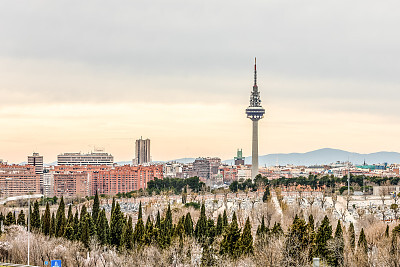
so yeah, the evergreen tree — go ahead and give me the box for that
[257,215,266,236]
[133,214,145,247]
[67,205,73,225]
[220,212,241,258]
[358,228,368,254]
[145,216,154,245]
[271,222,283,236]
[92,191,100,224]
[195,203,208,242]
[263,186,271,202]
[73,210,80,240]
[207,218,216,244]
[110,202,125,248]
[184,212,193,236]
[17,210,25,226]
[156,210,161,229]
[308,214,315,231]
[5,211,14,226]
[64,221,75,241]
[80,205,87,222]
[385,225,390,238]
[307,214,316,260]
[216,214,223,236]
[42,202,51,235]
[348,222,355,249]
[138,201,143,220]
[315,215,332,260]
[55,196,66,237]
[50,212,56,237]
[283,215,309,265]
[123,216,134,250]
[96,209,109,245]
[174,215,185,242]
[80,214,90,248]
[329,220,344,267]
[222,210,228,228]
[30,201,41,230]
[240,217,254,256]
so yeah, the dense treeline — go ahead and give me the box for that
[0,192,254,264]
[3,192,400,265]
[229,174,399,194]
[116,177,205,198]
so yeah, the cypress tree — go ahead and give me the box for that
[348,222,355,249]
[156,210,161,229]
[123,216,134,250]
[64,221,75,241]
[80,205,87,222]
[315,215,332,260]
[50,212,56,237]
[257,215,266,236]
[110,202,125,248]
[145,216,154,245]
[96,209,109,245]
[358,228,368,254]
[5,211,14,226]
[222,210,228,228]
[308,214,315,231]
[283,215,309,265]
[87,213,96,237]
[184,212,193,236]
[220,212,241,258]
[216,214,223,236]
[42,202,51,235]
[30,201,41,230]
[240,217,254,256]
[67,205,73,225]
[17,210,25,226]
[165,204,172,234]
[207,218,216,244]
[271,222,283,236]
[73,210,79,240]
[329,220,344,267]
[195,203,208,242]
[263,186,271,202]
[55,196,66,237]
[138,201,143,220]
[92,191,100,224]
[80,214,90,248]
[174,215,185,242]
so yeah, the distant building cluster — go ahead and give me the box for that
[2,137,400,198]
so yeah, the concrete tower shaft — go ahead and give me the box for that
[245,58,265,179]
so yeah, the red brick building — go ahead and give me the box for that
[0,164,40,197]
[92,165,163,195]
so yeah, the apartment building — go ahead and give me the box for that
[134,137,151,165]
[57,152,114,166]
[92,165,163,195]
[0,164,40,197]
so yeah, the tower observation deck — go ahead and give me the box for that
[245,58,265,179]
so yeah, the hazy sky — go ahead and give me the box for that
[1,1,400,163]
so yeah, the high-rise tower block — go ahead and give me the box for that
[245,58,265,179]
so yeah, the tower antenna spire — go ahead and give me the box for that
[254,57,257,86]
[246,58,265,180]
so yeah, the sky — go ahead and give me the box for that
[1,1,400,163]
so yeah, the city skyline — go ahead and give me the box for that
[1,1,400,163]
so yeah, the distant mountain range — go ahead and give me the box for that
[162,148,400,166]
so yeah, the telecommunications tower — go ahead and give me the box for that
[245,58,265,179]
